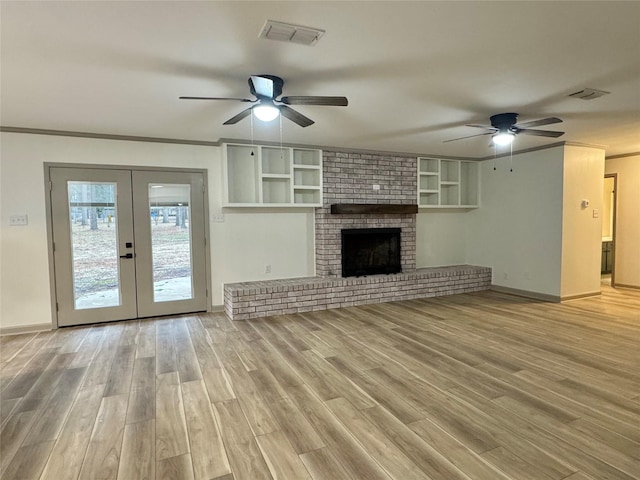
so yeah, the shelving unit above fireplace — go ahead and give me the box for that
[223,143,323,207]
[418,157,479,208]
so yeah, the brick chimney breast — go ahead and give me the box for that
[315,151,417,277]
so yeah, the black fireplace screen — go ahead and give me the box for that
[341,228,401,277]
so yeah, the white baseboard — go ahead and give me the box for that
[490,285,560,303]
[2,307,226,335]
[0,322,52,336]
[491,285,603,303]
[560,291,601,301]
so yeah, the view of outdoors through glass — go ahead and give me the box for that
[68,181,121,309]
[149,184,194,302]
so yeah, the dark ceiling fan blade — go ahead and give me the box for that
[465,124,498,130]
[279,105,314,127]
[514,117,563,129]
[280,96,348,106]
[179,96,255,102]
[223,107,253,125]
[250,75,275,99]
[516,128,565,138]
[443,132,493,143]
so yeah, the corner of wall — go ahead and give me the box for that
[465,146,565,297]
[560,145,606,298]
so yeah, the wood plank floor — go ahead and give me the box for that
[1,286,639,480]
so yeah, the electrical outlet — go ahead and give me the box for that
[211,213,225,223]
[592,209,599,218]
[9,214,28,226]
[265,264,271,274]
[503,273,508,280]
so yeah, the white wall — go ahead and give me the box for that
[605,155,640,288]
[560,146,605,298]
[466,147,565,297]
[0,132,315,329]
[0,131,627,331]
[416,212,467,267]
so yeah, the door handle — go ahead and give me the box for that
[119,253,135,259]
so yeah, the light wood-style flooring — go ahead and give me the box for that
[1,286,639,480]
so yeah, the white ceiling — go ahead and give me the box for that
[1,1,639,159]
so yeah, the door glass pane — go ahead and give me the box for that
[149,184,193,302]
[68,181,120,309]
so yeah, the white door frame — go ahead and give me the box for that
[604,173,618,287]
[44,163,212,328]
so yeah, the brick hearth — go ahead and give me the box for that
[225,266,491,320]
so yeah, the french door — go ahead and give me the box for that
[49,167,208,327]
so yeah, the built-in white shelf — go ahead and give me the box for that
[418,157,479,208]
[223,144,323,207]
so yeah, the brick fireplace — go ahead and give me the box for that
[315,150,417,277]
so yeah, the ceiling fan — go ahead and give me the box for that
[444,113,564,145]
[180,74,348,127]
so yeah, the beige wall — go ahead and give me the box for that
[560,145,605,298]
[416,212,467,267]
[605,155,640,288]
[0,132,315,329]
[466,146,565,297]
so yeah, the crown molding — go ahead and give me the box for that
[0,126,221,147]
[2,127,631,160]
[606,151,640,160]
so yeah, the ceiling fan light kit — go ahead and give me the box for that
[253,103,280,122]
[492,132,515,146]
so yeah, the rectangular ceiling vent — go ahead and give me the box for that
[568,88,610,100]
[259,20,325,46]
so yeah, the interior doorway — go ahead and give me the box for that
[48,166,209,327]
[601,174,617,287]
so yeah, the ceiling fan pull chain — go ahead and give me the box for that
[510,142,513,172]
[250,113,255,156]
[279,114,284,158]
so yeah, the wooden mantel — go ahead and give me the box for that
[330,204,418,215]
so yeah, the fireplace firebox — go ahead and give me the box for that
[341,228,401,277]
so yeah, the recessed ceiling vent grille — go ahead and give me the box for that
[568,88,610,100]
[259,20,325,46]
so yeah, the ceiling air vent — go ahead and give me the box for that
[568,88,610,100]
[259,20,325,46]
